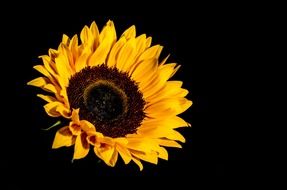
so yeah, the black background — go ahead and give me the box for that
[1,8,226,183]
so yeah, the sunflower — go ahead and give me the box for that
[28,20,192,170]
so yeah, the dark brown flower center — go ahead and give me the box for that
[83,80,128,122]
[67,65,145,138]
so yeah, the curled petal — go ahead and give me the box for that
[52,126,75,149]
[73,133,90,159]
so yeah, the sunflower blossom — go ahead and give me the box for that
[28,20,192,170]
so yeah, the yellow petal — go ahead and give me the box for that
[79,120,96,133]
[52,126,75,149]
[107,37,126,67]
[114,138,128,145]
[159,63,181,81]
[33,65,50,78]
[56,78,67,94]
[147,81,188,103]
[140,116,190,130]
[73,133,90,159]
[168,81,183,87]
[146,37,152,48]
[37,94,56,103]
[69,35,79,65]
[71,109,80,124]
[40,56,58,80]
[170,65,181,78]
[88,21,116,67]
[157,147,168,160]
[131,157,143,171]
[138,127,186,143]
[138,45,161,62]
[88,36,112,66]
[44,101,63,117]
[109,149,119,167]
[156,46,163,58]
[121,25,136,40]
[27,77,48,87]
[116,38,137,72]
[139,74,166,99]
[99,20,116,43]
[131,59,158,89]
[55,105,70,118]
[174,88,189,98]
[90,21,100,50]
[86,132,104,145]
[48,48,58,59]
[69,35,79,62]
[86,135,96,146]
[159,54,170,66]
[55,54,71,87]
[135,34,147,55]
[43,84,57,93]
[60,44,75,74]
[69,123,81,136]
[80,26,90,45]
[138,118,188,142]
[116,144,132,164]
[59,89,70,108]
[33,65,59,88]
[145,98,192,117]
[156,139,182,148]
[126,138,150,151]
[94,145,114,166]
[75,49,90,72]
[126,138,162,154]
[57,44,73,70]
[131,150,158,164]
[126,137,171,161]
[62,34,70,45]
[97,136,115,146]
[81,24,99,52]
[69,35,78,48]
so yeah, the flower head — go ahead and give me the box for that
[28,20,192,170]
